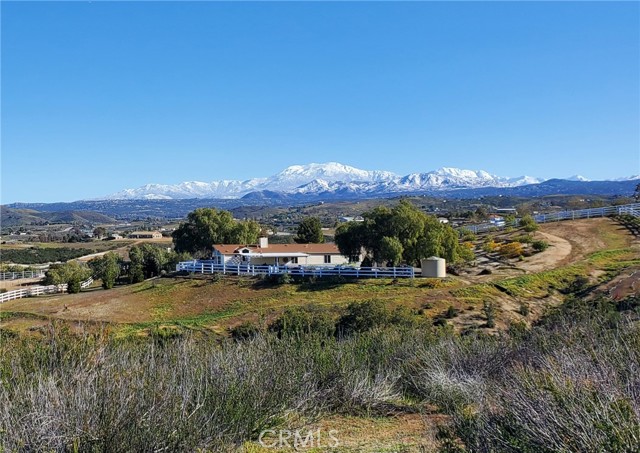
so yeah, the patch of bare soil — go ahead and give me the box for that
[247,412,441,452]
[541,218,633,264]
[517,231,571,273]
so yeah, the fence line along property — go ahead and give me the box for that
[465,203,640,234]
[176,261,415,279]
[0,270,47,281]
[0,278,94,304]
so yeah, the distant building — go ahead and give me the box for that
[495,208,518,215]
[212,237,352,267]
[108,234,123,240]
[339,216,364,222]
[128,231,163,239]
[488,215,505,227]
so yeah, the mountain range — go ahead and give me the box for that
[105,162,637,201]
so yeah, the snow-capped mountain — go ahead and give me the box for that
[103,162,547,200]
[566,175,590,182]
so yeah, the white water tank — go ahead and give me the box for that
[421,256,446,278]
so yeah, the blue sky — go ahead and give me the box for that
[2,1,639,203]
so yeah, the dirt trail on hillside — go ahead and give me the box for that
[518,231,572,273]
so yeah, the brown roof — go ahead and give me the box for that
[213,243,341,255]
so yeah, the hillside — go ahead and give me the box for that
[0,206,116,227]
[2,218,637,337]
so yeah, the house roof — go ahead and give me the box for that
[213,243,341,255]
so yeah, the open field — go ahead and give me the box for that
[2,218,638,338]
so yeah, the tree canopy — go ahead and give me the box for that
[172,208,261,257]
[88,252,122,289]
[335,200,473,266]
[44,261,92,293]
[294,217,324,244]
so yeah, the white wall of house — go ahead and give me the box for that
[212,250,350,266]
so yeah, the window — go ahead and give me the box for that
[324,255,331,264]
[291,257,298,264]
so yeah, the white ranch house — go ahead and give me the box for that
[212,237,351,267]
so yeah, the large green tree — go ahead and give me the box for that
[294,217,324,244]
[88,252,122,289]
[172,208,261,257]
[44,261,92,293]
[335,199,473,266]
[127,244,189,282]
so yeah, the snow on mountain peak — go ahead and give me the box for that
[103,162,552,200]
[566,175,590,182]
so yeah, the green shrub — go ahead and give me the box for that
[532,240,549,252]
[269,305,335,337]
[230,321,261,340]
[482,301,496,328]
[444,305,459,319]
[335,299,391,335]
[519,215,538,232]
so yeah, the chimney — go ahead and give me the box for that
[259,237,269,248]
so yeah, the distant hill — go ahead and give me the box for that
[0,207,116,227]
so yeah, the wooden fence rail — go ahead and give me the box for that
[0,277,93,304]
[176,261,415,279]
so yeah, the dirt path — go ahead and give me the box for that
[518,231,572,273]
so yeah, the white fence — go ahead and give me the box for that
[0,270,46,281]
[0,277,94,304]
[176,261,415,279]
[465,203,640,234]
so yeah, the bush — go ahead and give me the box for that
[230,321,262,340]
[483,240,499,253]
[458,228,477,242]
[336,299,390,335]
[519,215,538,232]
[532,240,549,252]
[269,305,335,337]
[482,301,496,328]
[498,242,524,259]
[444,305,459,319]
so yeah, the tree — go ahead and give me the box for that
[44,261,92,293]
[294,217,324,244]
[335,199,473,266]
[93,227,107,239]
[378,236,403,266]
[88,252,122,289]
[335,221,366,262]
[172,208,261,257]
[635,183,640,202]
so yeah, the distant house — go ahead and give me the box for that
[212,237,352,267]
[488,215,505,227]
[128,231,163,239]
[108,234,123,240]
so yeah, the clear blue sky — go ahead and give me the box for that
[2,1,639,203]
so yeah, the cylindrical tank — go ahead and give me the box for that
[421,256,446,278]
